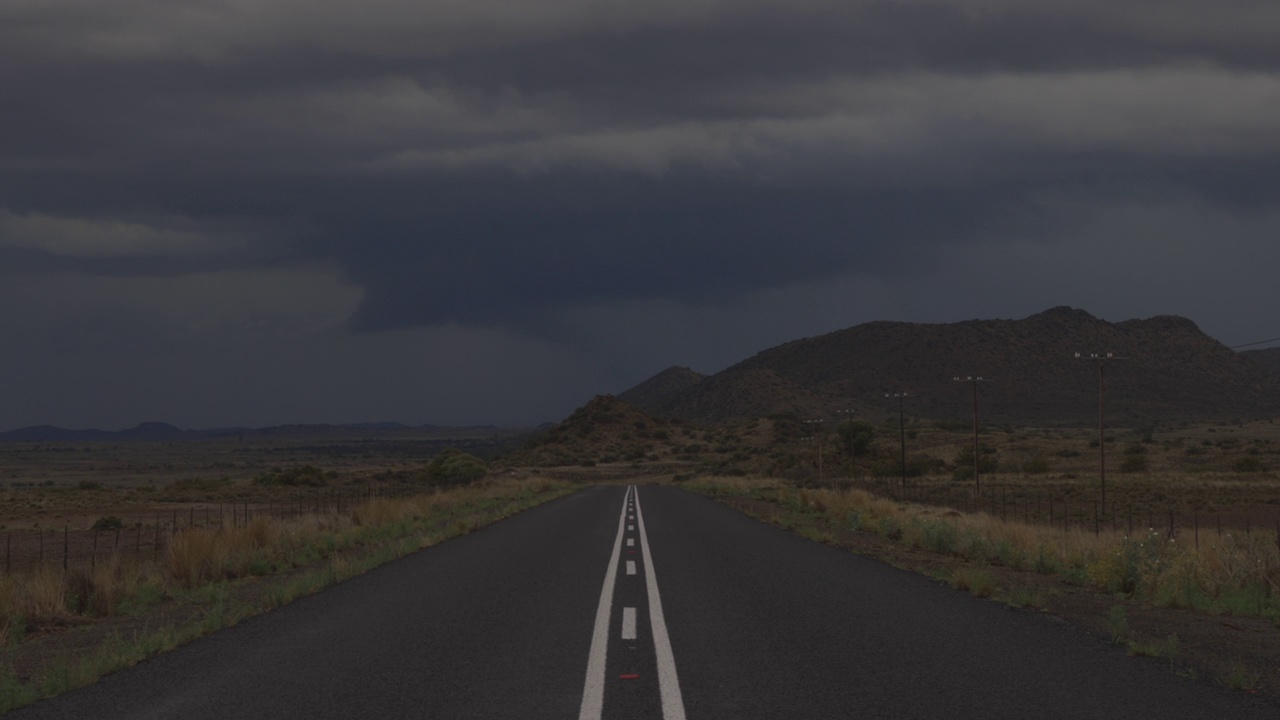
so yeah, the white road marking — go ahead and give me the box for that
[626,538,635,547]
[579,486,632,720]
[635,488,688,720]
[628,524,634,531]
[626,560,636,575]
[622,607,637,640]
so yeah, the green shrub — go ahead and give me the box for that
[837,420,877,457]
[1120,455,1148,473]
[254,465,326,487]
[427,450,489,485]
[91,516,123,531]
[1022,456,1051,474]
[1233,457,1265,472]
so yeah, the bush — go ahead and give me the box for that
[91,516,123,531]
[1120,455,1148,473]
[837,420,877,457]
[427,449,489,485]
[254,465,326,487]
[1233,457,1265,473]
[953,444,998,480]
[1022,456,1051,474]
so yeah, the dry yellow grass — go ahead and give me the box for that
[0,477,573,641]
[697,475,1280,618]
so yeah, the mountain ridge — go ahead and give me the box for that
[623,307,1280,425]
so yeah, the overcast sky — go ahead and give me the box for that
[2,0,1279,430]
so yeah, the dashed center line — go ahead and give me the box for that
[579,486,632,720]
[580,486,686,720]
[621,607,637,640]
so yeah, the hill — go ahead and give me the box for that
[625,307,1280,426]
[618,366,705,410]
[510,395,681,467]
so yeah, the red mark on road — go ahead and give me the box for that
[619,673,641,680]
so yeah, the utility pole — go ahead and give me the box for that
[886,393,911,489]
[836,409,856,458]
[1075,352,1127,511]
[952,377,989,497]
[804,418,826,484]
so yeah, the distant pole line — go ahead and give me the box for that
[886,393,912,490]
[836,409,856,460]
[952,377,989,497]
[804,418,825,484]
[1076,352,1128,511]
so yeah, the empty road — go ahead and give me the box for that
[10,485,1276,719]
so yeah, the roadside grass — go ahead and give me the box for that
[686,476,1280,622]
[0,477,574,712]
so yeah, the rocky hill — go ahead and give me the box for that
[618,366,705,410]
[509,395,684,467]
[623,307,1280,426]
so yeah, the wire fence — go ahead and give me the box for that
[0,483,422,577]
[844,474,1280,551]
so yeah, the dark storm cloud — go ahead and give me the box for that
[2,0,1280,427]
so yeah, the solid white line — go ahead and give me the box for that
[634,488,688,720]
[579,486,633,720]
[621,607,637,640]
[626,560,636,575]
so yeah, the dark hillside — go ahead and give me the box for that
[629,307,1280,426]
[510,395,683,467]
[618,366,705,414]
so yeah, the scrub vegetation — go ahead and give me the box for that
[684,473,1280,698]
[0,474,572,712]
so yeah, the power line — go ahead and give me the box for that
[1229,336,1280,350]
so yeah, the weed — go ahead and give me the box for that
[1218,662,1261,691]
[951,567,995,597]
[1106,605,1130,644]
[1128,633,1180,673]
[1004,584,1045,609]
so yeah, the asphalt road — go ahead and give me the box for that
[9,485,1277,719]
